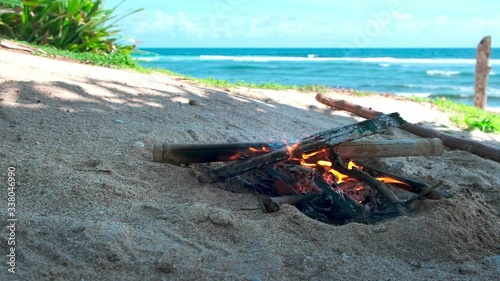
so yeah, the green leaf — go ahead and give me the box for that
[0,0,22,7]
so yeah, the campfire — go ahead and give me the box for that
[153,113,447,225]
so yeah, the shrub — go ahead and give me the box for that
[0,0,142,54]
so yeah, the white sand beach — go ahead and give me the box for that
[1,48,499,280]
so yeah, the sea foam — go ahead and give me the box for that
[426,70,461,77]
[199,55,500,65]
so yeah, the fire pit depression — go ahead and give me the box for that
[154,113,448,225]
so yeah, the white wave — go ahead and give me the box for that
[379,63,390,67]
[395,92,432,97]
[490,71,496,76]
[406,84,473,92]
[199,55,327,62]
[133,56,160,62]
[489,88,500,96]
[426,70,460,77]
[199,55,500,65]
[307,54,318,58]
[404,84,500,97]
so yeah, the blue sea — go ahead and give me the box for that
[133,48,500,108]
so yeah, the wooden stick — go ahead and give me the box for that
[198,113,406,183]
[329,151,407,215]
[316,93,500,163]
[360,164,449,200]
[335,138,443,159]
[350,167,407,215]
[153,138,443,165]
[405,180,444,205]
[474,36,491,109]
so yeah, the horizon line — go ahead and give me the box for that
[136,46,497,49]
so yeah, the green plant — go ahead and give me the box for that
[298,84,329,93]
[0,1,21,34]
[353,90,371,97]
[0,0,22,6]
[0,0,142,54]
[34,43,142,69]
[189,76,329,93]
[409,96,500,133]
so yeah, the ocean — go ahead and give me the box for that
[133,48,500,108]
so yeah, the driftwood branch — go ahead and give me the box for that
[315,93,500,163]
[198,113,406,183]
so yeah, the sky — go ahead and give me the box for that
[105,0,500,48]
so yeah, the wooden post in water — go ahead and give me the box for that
[474,36,492,109]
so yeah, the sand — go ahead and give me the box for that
[0,48,499,281]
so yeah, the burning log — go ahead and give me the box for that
[348,168,407,215]
[152,142,277,165]
[315,93,500,163]
[328,152,407,215]
[198,113,406,183]
[312,175,368,223]
[360,164,449,200]
[153,138,443,165]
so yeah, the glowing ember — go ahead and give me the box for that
[300,159,318,168]
[228,153,242,161]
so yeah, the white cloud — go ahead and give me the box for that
[392,11,413,21]
[132,10,208,38]
[213,14,334,40]
[466,17,500,29]
[433,15,449,26]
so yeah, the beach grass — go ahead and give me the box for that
[352,90,373,97]
[7,41,499,133]
[152,68,330,93]
[36,45,144,70]
[409,96,500,133]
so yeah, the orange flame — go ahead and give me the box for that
[297,150,407,188]
[249,146,271,153]
[302,148,327,159]
[331,169,350,183]
[375,177,411,187]
[348,160,362,170]
[285,142,300,160]
[300,159,318,167]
